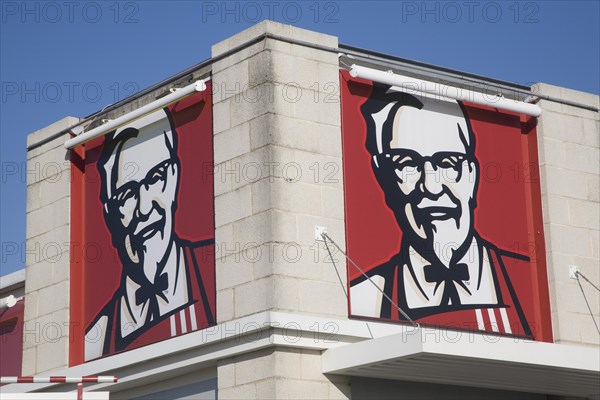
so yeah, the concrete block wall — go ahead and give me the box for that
[212,20,347,323]
[534,83,600,346]
[211,21,350,398]
[218,348,350,399]
[23,117,79,375]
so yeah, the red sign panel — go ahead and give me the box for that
[0,299,24,376]
[341,71,552,342]
[70,86,215,364]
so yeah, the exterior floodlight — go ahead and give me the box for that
[0,294,18,310]
[349,65,542,118]
[64,79,208,149]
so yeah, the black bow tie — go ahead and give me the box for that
[135,273,169,322]
[423,262,470,306]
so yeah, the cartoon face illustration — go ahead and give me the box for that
[365,90,479,263]
[99,110,180,286]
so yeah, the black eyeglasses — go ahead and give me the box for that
[376,150,470,184]
[107,158,176,210]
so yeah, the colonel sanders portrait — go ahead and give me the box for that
[349,85,533,337]
[84,108,215,360]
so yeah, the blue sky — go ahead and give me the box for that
[1,1,599,276]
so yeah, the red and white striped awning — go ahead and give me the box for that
[0,376,117,384]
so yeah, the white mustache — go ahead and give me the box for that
[417,195,458,209]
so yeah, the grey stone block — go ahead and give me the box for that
[26,116,80,150]
[212,20,337,58]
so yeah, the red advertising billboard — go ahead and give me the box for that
[70,86,215,364]
[341,71,553,342]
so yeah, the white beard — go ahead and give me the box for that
[429,217,471,266]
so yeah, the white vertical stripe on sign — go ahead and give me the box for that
[170,315,176,337]
[180,309,188,334]
[475,309,485,331]
[488,308,499,332]
[500,308,513,334]
[189,303,198,331]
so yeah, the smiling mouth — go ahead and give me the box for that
[135,220,164,241]
[417,206,458,220]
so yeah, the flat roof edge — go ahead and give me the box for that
[0,269,26,292]
[339,43,532,92]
